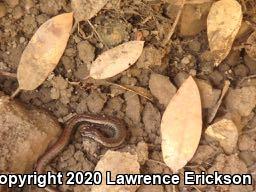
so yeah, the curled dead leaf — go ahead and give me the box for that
[161,76,202,172]
[90,41,144,79]
[17,13,73,90]
[207,0,242,66]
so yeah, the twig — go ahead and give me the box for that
[106,81,154,101]
[237,74,256,87]
[162,0,186,46]
[0,70,17,78]
[87,20,109,49]
[11,87,21,99]
[207,80,230,123]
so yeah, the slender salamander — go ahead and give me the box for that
[34,114,127,192]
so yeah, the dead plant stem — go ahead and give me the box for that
[162,0,186,46]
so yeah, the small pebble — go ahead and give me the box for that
[181,56,190,65]
[189,69,197,76]
[19,37,25,43]
[12,6,24,20]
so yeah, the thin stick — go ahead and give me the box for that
[207,80,230,123]
[106,81,154,101]
[87,20,109,49]
[11,87,21,99]
[238,74,256,87]
[162,0,186,46]
[0,70,17,78]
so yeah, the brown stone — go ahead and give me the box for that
[0,96,61,174]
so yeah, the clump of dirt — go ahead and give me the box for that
[50,75,73,105]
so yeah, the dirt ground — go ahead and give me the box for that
[1,0,256,191]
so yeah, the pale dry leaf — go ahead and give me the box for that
[207,0,242,66]
[90,41,144,79]
[161,76,202,172]
[71,0,108,22]
[17,13,73,90]
[92,150,140,192]
[205,119,238,154]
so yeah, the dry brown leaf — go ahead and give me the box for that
[207,0,242,66]
[161,76,202,172]
[71,0,108,22]
[17,13,73,90]
[90,41,144,79]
